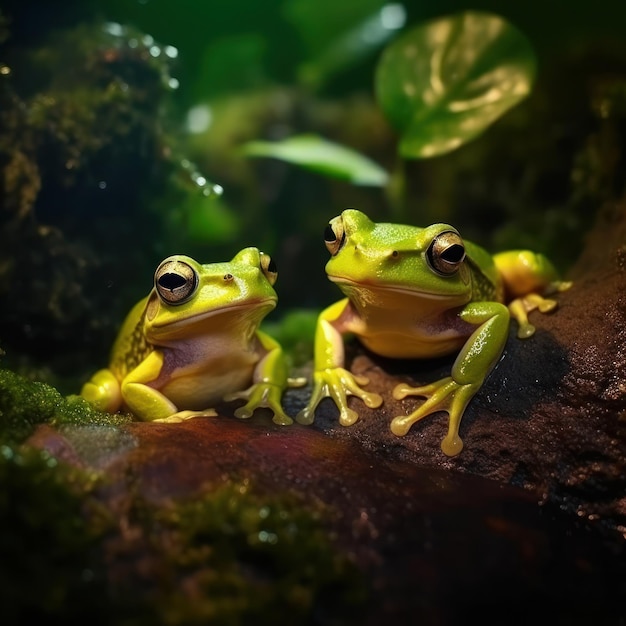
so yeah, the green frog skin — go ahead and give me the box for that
[81,248,302,425]
[297,209,570,456]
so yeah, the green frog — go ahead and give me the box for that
[81,248,302,424]
[296,209,570,456]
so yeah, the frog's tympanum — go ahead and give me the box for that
[81,248,301,424]
[296,209,571,456]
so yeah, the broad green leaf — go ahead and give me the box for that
[243,134,389,186]
[375,11,536,158]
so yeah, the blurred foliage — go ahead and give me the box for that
[241,11,537,203]
[375,11,536,159]
[142,482,364,624]
[0,445,112,624]
[261,308,318,368]
[245,133,389,186]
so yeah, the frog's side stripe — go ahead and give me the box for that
[111,308,153,379]
[465,255,503,304]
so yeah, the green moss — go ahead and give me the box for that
[0,445,112,623]
[0,368,131,444]
[132,481,365,625]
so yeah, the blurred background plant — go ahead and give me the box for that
[1,0,625,386]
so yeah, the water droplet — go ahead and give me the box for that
[103,22,124,37]
[186,105,212,134]
[164,45,178,59]
[380,3,406,30]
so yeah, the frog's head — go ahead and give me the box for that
[144,248,278,341]
[323,209,472,302]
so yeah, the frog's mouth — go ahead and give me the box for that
[150,297,277,333]
[328,275,460,299]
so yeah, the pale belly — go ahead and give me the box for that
[157,349,258,410]
[358,330,468,359]
[351,308,473,360]
[340,288,475,360]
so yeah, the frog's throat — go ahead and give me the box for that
[150,297,276,331]
[328,275,462,300]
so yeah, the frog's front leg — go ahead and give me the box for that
[224,330,303,426]
[296,300,382,427]
[390,302,510,456]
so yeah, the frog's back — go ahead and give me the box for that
[109,297,153,380]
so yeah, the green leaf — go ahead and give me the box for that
[375,11,537,159]
[243,134,389,186]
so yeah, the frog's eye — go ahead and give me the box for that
[260,252,278,286]
[324,217,345,256]
[427,231,466,276]
[155,258,198,304]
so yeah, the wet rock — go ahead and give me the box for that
[295,256,626,540]
[27,417,626,625]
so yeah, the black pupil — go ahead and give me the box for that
[158,273,187,291]
[324,224,337,242]
[267,258,278,274]
[442,244,464,263]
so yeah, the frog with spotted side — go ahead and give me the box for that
[296,209,570,456]
[81,248,303,424]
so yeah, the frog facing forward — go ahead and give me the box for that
[81,248,301,424]
[296,209,570,456]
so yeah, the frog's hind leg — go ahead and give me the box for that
[507,293,555,338]
[81,368,123,413]
[493,250,572,339]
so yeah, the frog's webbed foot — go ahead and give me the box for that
[391,377,479,457]
[508,281,572,339]
[224,383,293,426]
[154,408,218,423]
[296,367,383,427]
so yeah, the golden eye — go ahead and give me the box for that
[154,258,198,304]
[259,252,278,286]
[324,215,345,256]
[427,231,466,276]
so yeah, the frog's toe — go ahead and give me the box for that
[234,405,254,419]
[154,415,184,423]
[390,414,413,436]
[516,321,536,339]
[296,405,316,425]
[537,297,557,313]
[287,376,308,388]
[392,383,418,401]
[339,406,359,427]
[441,433,463,457]
[157,409,218,423]
[361,390,383,408]
[271,411,293,426]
